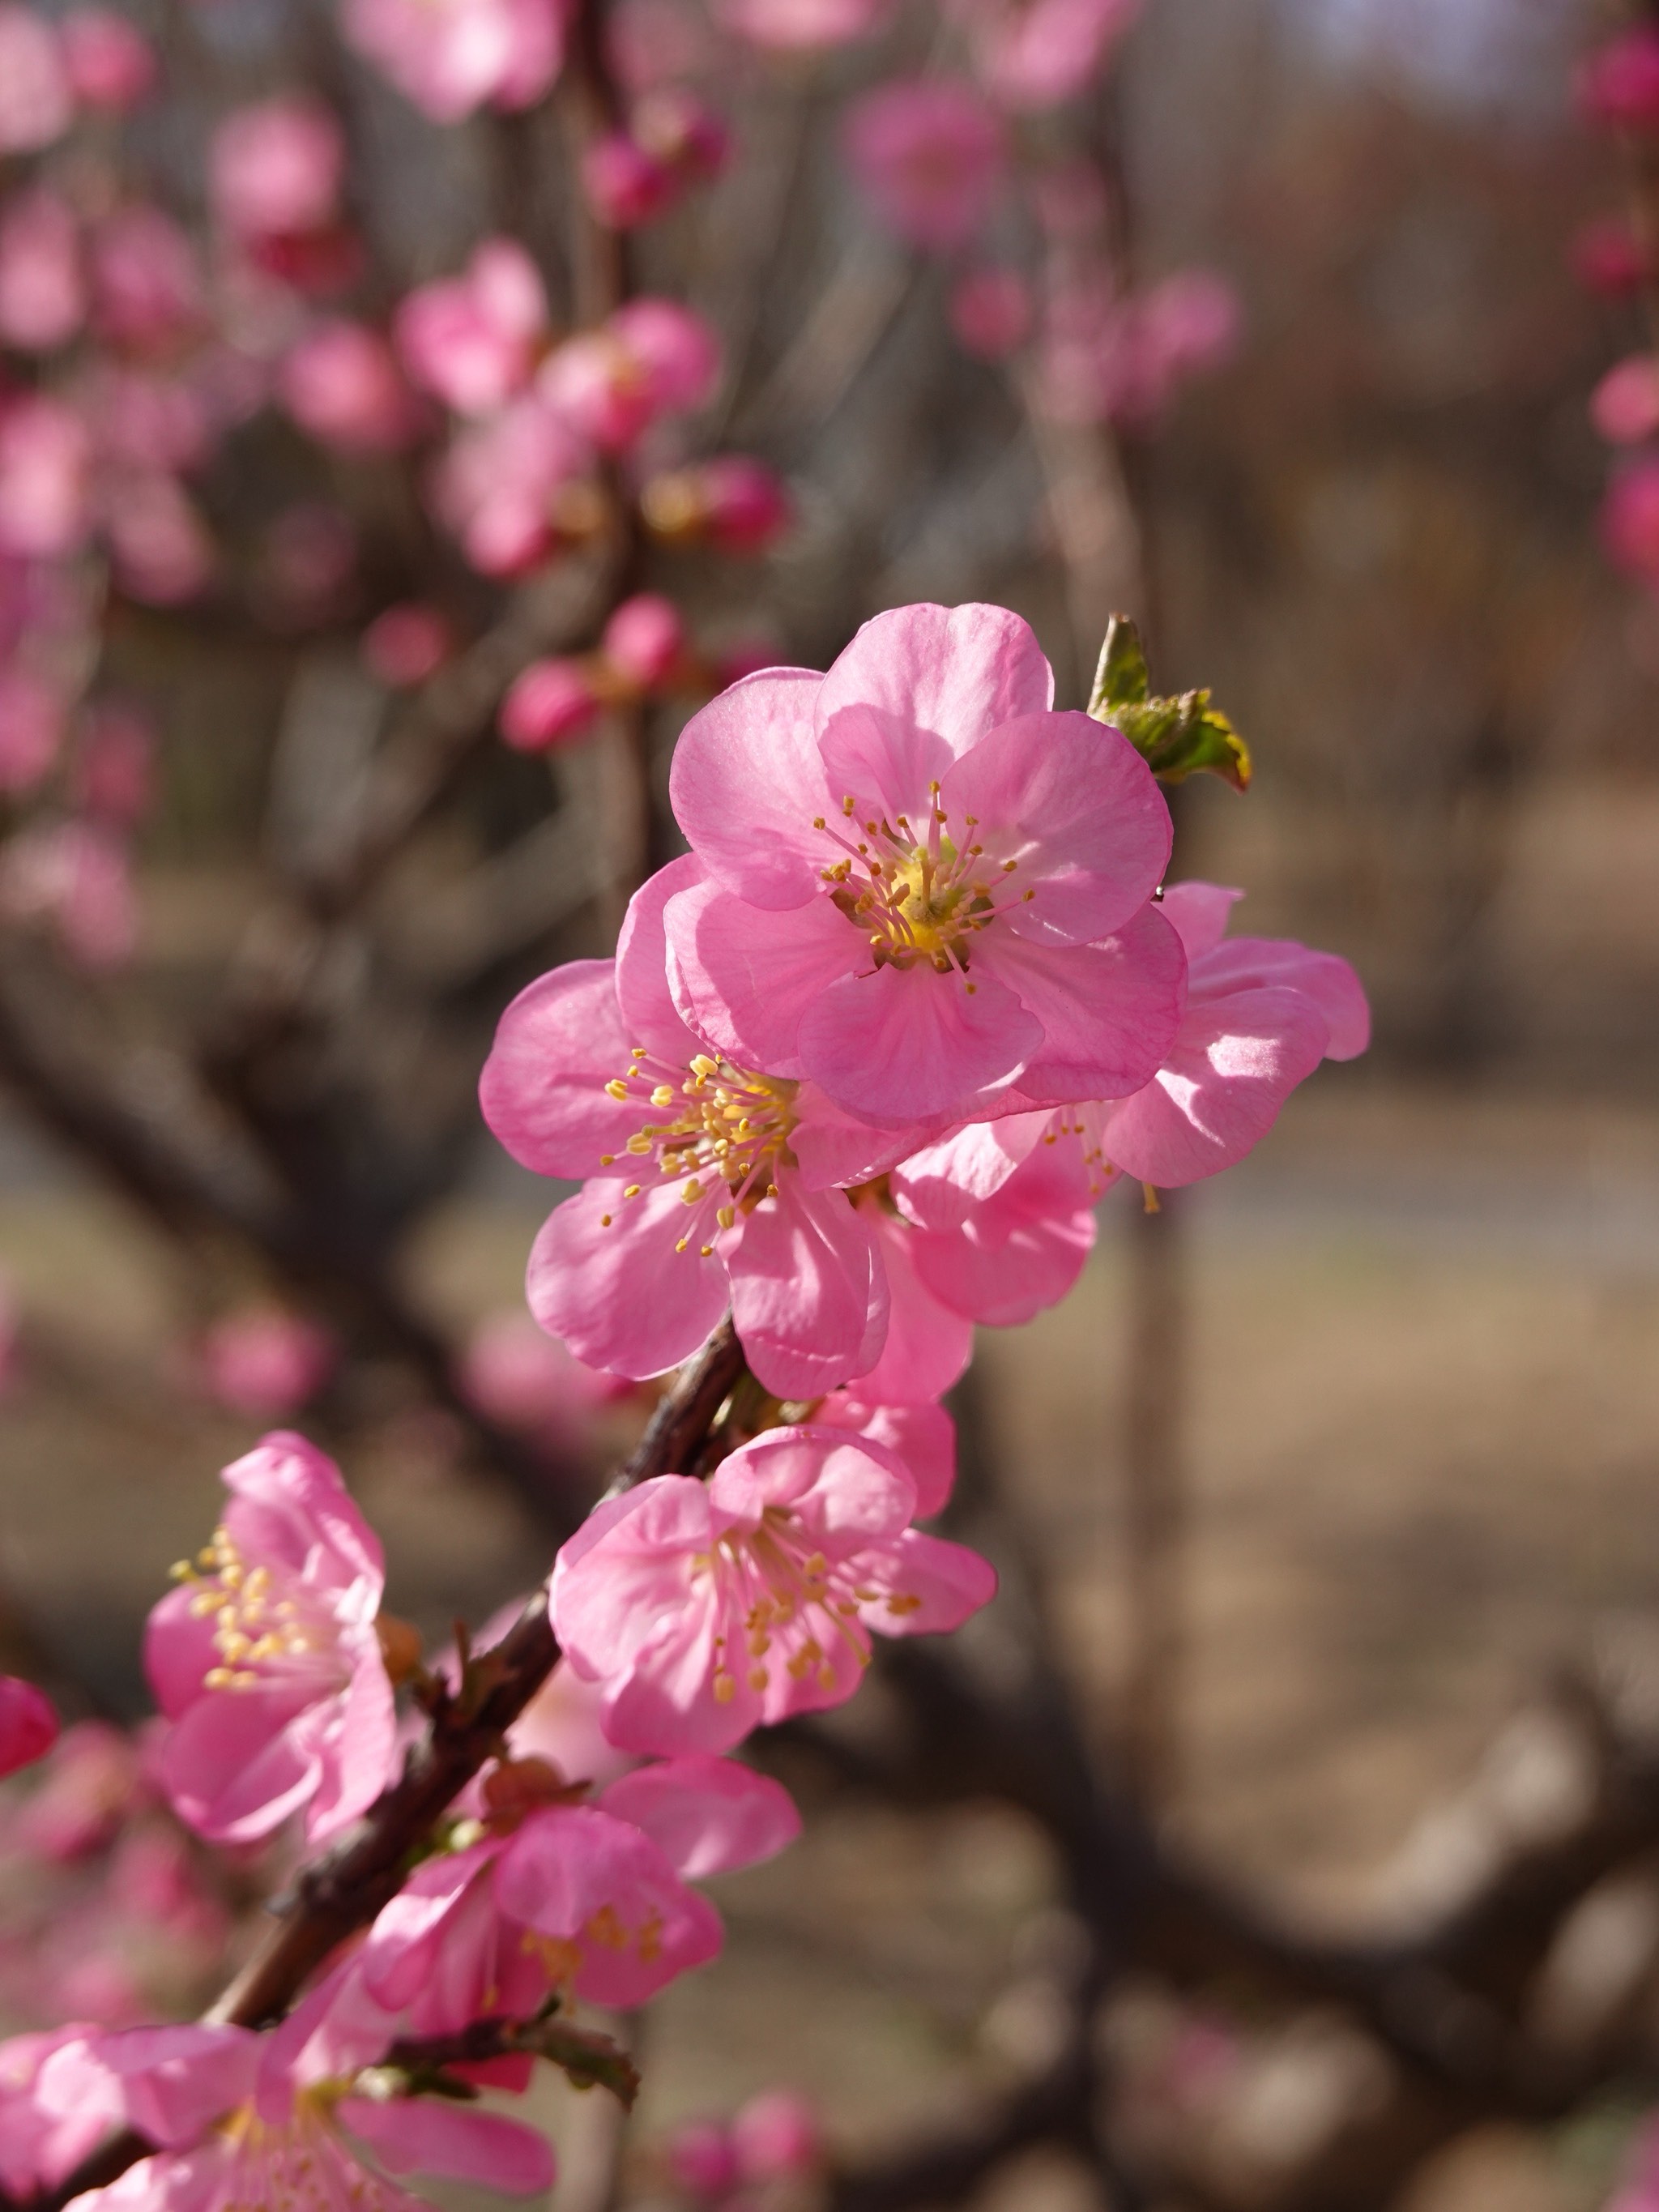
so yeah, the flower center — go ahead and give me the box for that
[694,1505,919,1706]
[809,783,1033,973]
[595,1048,798,1256]
[171,1527,345,1695]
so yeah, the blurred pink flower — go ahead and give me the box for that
[0,2027,112,2199]
[635,88,730,180]
[88,206,203,354]
[1038,267,1238,427]
[101,471,215,605]
[552,1425,996,1754]
[74,701,154,824]
[642,454,791,551]
[714,0,886,51]
[732,2090,824,2182]
[582,132,680,228]
[1603,457,1659,590]
[342,0,570,122]
[0,820,138,970]
[196,1309,337,1419]
[429,395,591,574]
[1572,217,1650,298]
[1591,354,1659,445]
[394,237,548,415]
[279,319,422,452]
[0,191,86,353]
[0,1681,57,1782]
[460,1309,629,1434]
[11,1721,149,1862]
[608,0,715,85]
[61,8,156,110]
[0,668,66,792]
[1579,27,1659,132]
[957,0,1135,109]
[145,1431,397,1846]
[361,601,455,686]
[603,591,684,687]
[0,9,73,155]
[210,97,345,241]
[539,297,721,450]
[78,365,215,475]
[949,264,1031,359]
[257,501,359,623]
[500,655,602,750]
[667,2118,740,2199]
[843,80,1005,252]
[0,396,92,559]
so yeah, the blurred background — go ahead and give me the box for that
[4,0,1659,2206]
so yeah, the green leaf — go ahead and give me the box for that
[1086,616,1252,792]
[1088,614,1149,716]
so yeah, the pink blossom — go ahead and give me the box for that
[394,238,548,416]
[552,1424,995,1753]
[608,0,715,87]
[355,1757,795,2021]
[732,2089,824,2180]
[1591,355,1659,445]
[957,0,1136,109]
[894,882,1368,1209]
[583,133,680,228]
[1603,458,1659,590]
[279,319,422,453]
[667,2118,741,2198]
[78,364,215,475]
[1579,28,1659,132]
[196,1309,338,1418]
[256,500,359,623]
[88,207,203,354]
[33,2018,556,2210]
[539,297,721,451]
[101,470,214,605]
[604,591,684,688]
[481,858,941,1394]
[61,9,156,110]
[0,396,91,558]
[361,601,455,686]
[74,699,155,822]
[642,455,792,551]
[1572,217,1650,298]
[806,1387,956,1515]
[843,81,1006,253]
[0,190,86,353]
[950,265,1031,360]
[461,1310,630,1437]
[0,668,66,792]
[429,395,591,574]
[342,0,570,122]
[634,88,730,180]
[11,1720,149,1861]
[0,9,73,154]
[143,1432,397,1846]
[0,2027,112,2198]
[0,820,137,970]
[500,655,602,750]
[1609,2116,1659,2212]
[1039,268,1238,428]
[0,1679,57,1781]
[663,601,1183,1129]
[714,0,887,52]
[210,97,345,242]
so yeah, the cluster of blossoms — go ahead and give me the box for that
[0,601,1365,2206]
[1576,19,1659,597]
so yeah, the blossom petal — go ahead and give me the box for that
[1098,984,1332,1186]
[909,1142,1095,1326]
[1159,880,1243,959]
[301,1645,397,1845]
[849,1211,974,1402]
[853,1528,997,1634]
[221,1432,384,1591]
[937,711,1171,945]
[789,1083,932,1191]
[727,1183,884,1398]
[812,1393,957,1518]
[975,900,1185,1108]
[599,1754,800,1877]
[668,666,831,907]
[1195,936,1371,1060]
[797,959,1038,1126]
[157,1684,322,1843]
[340,2097,555,2193]
[889,1113,1043,1229]
[527,1181,727,1380]
[551,1477,719,1679]
[615,856,712,1061]
[480,960,638,1179]
[709,1426,915,1539]
[665,876,850,1074]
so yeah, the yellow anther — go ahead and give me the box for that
[1002,858,1017,872]
[169,1560,195,1582]
[748,1664,769,1692]
[626,1132,653,1154]
[604,1079,629,1100]
[713,1671,736,1705]
[717,1205,736,1229]
[700,1244,714,1257]
[651,1084,675,1107]
[600,1213,613,1227]
[812,814,825,828]
[599,1153,615,1165]
[624,1184,642,1198]
[681,1178,703,1203]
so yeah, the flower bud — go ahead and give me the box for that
[501,656,603,751]
[582,131,680,228]
[361,602,455,687]
[61,7,156,110]
[665,2119,740,2201]
[0,1676,58,1780]
[1591,355,1659,446]
[731,2090,822,2182]
[1579,29,1659,131]
[642,455,791,551]
[949,265,1031,360]
[602,592,684,689]
[1572,216,1651,298]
